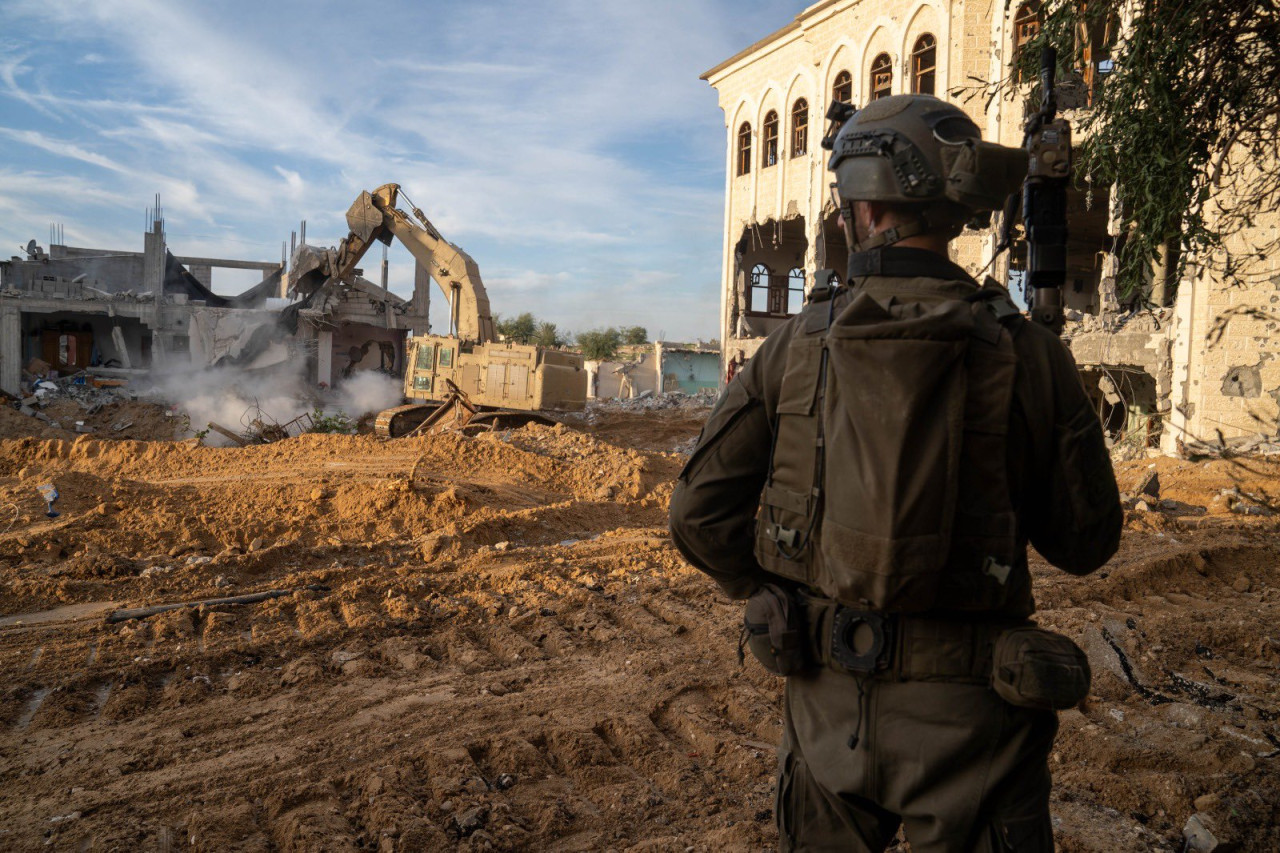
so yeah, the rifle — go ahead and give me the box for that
[1021,46,1073,333]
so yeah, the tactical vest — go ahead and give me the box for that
[754,277,1024,614]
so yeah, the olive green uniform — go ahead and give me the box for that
[669,247,1122,851]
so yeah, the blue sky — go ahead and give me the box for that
[0,0,804,342]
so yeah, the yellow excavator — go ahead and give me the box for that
[300,184,586,437]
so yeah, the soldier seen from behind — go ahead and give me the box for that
[669,93,1122,851]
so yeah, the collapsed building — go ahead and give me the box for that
[586,342,720,400]
[1,208,431,400]
[702,0,1280,456]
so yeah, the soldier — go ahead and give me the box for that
[669,94,1122,852]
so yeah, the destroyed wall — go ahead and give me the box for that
[586,349,660,400]
[1165,202,1280,453]
[657,346,720,395]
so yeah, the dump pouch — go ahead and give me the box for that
[991,626,1090,710]
[742,584,810,676]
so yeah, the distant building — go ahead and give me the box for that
[1,213,430,396]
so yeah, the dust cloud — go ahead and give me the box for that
[152,363,403,443]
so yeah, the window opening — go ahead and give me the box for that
[870,53,893,100]
[737,122,752,176]
[762,111,779,167]
[787,268,806,314]
[1014,2,1041,82]
[749,263,772,314]
[832,70,852,105]
[911,35,937,95]
[791,98,808,157]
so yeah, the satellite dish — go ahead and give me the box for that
[25,239,40,257]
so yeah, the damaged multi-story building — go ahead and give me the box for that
[703,0,1280,456]
[1,206,431,398]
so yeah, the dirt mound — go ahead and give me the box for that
[0,415,1277,851]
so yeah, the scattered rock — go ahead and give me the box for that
[1232,576,1252,593]
[454,805,489,837]
[1134,500,1151,513]
[248,536,268,552]
[331,649,364,665]
[1193,793,1220,812]
[1136,469,1160,500]
[495,773,517,790]
[494,541,510,552]
[1183,813,1230,852]
[213,575,235,588]
[310,488,328,501]
[1162,703,1206,729]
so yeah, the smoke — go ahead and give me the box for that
[331,371,402,419]
[152,362,404,445]
[154,361,314,445]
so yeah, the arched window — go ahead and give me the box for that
[911,35,937,95]
[1014,2,1041,81]
[762,110,779,168]
[870,53,893,100]
[788,267,806,314]
[832,70,852,105]
[791,99,808,158]
[737,122,752,176]
[749,263,771,313]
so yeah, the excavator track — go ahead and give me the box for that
[374,404,440,439]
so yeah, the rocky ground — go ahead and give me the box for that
[0,399,1276,851]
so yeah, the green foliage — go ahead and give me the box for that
[494,311,538,344]
[308,407,354,434]
[534,322,565,348]
[620,325,648,345]
[576,327,622,361]
[1004,1,1280,300]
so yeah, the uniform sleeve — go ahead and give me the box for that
[668,327,791,599]
[1020,326,1124,575]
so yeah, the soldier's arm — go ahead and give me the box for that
[1021,326,1124,575]
[668,329,789,599]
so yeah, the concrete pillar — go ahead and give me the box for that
[111,326,133,369]
[317,329,334,388]
[143,221,166,295]
[0,306,21,396]
[1162,264,1199,456]
[188,264,212,289]
[654,341,664,395]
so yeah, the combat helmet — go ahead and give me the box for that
[825,94,1027,249]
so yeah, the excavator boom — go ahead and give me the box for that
[336,184,496,343]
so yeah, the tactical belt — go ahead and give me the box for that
[801,592,1016,684]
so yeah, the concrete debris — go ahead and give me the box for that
[1136,469,1160,499]
[453,805,489,837]
[1183,813,1235,852]
[1186,434,1280,458]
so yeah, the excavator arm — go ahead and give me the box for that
[332,183,496,343]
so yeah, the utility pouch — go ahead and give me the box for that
[991,627,1090,710]
[741,584,809,676]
